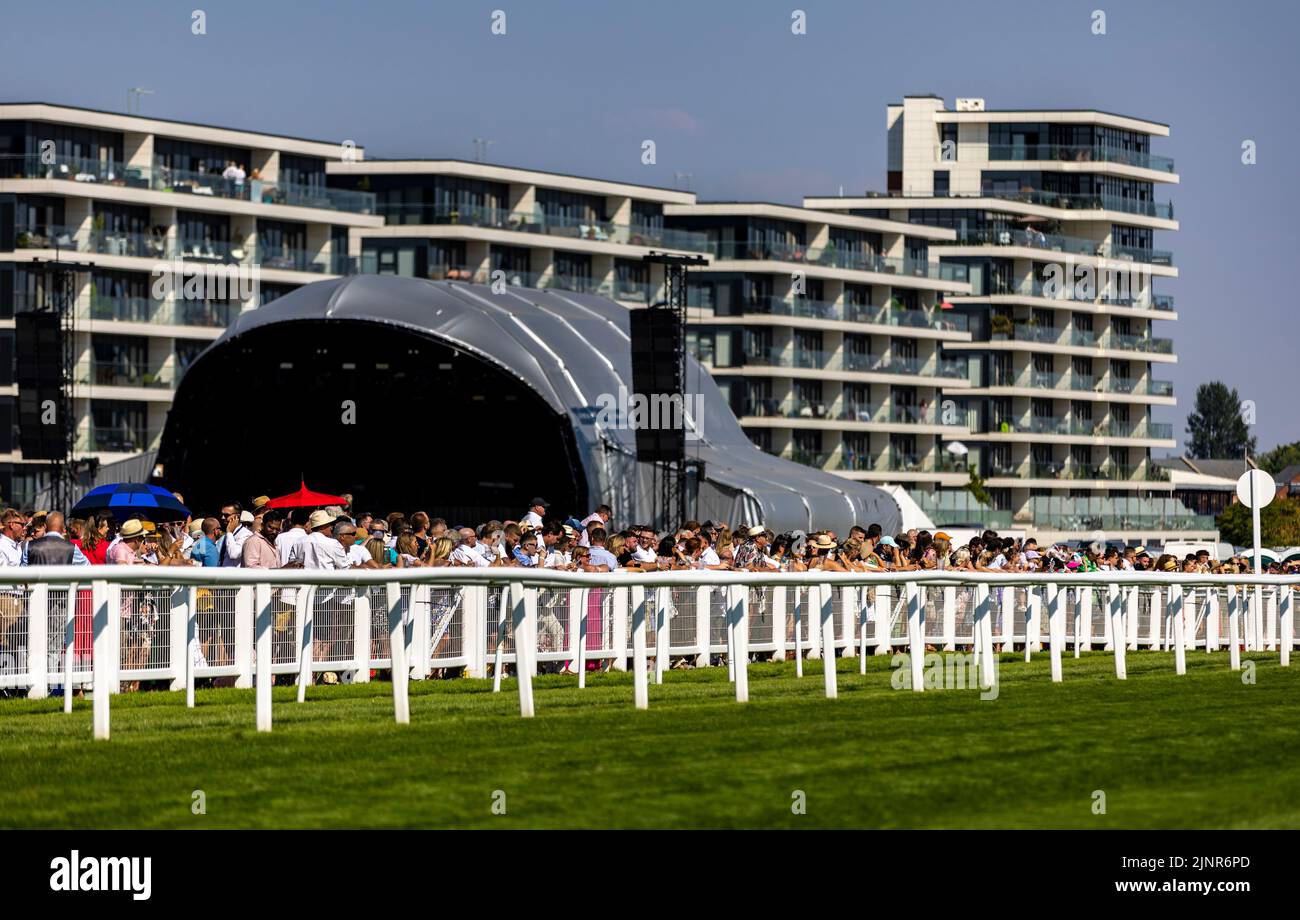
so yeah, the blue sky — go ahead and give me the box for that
[2,0,1295,452]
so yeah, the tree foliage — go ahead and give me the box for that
[1186,382,1256,459]
[1216,497,1300,547]
[1257,440,1300,474]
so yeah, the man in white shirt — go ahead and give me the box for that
[299,511,350,570]
[276,512,308,567]
[521,497,548,530]
[0,510,26,566]
[452,527,491,567]
[577,505,611,548]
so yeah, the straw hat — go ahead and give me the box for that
[811,534,837,551]
[747,525,766,538]
[119,520,146,539]
[307,509,338,531]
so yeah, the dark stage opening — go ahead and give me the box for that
[156,319,588,520]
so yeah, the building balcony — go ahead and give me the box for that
[747,297,969,332]
[0,153,378,214]
[75,426,163,454]
[707,240,968,282]
[943,143,1175,174]
[76,362,175,390]
[374,202,711,253]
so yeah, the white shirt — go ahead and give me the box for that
[522,510,543,528]
[346,543,371,567]
[987,554,1007,570]
[0,534,23,566]
[276,528,307,567]
[452,543,491,567]
[544,549,571,568]
[578,513,605,547]
[223,525,252,566]
[300,532,349,570]
[696,547,721,568]
[631,546,656,564]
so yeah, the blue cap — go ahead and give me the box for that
[880,536,897,547]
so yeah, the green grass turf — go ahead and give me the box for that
[1,651,1297,829]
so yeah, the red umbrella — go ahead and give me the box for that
[265,481,348,509]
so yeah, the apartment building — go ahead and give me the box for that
[0,103,382,504]
[807,96,1211,541]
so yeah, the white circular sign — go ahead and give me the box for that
[1236,469,1276,509]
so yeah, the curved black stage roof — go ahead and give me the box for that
[158,275,901,534]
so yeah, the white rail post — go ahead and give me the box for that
[1108,584,1126,680]
[631,583,649,710]
[492,587,509,693]
[694,586,710,669]
[820,583,837,699]
[859,587,871,675]
[91,579,110,740]
[107,583,121,696]
[1266,588,1278,651]
[63,583,79,713]
[233,585,254,689]
[565,587,582,684]
[942,586,956,652]
[255,583,273,732]
[185,586,197,708]
[773,586,788,662]
[611,585,630,671]
[974,583,992,683]
[460,585,486,678]
[807,583,823,661]
[1078,588,1091,656]
[575,588,591,687]
[410,584,430,679]
[1253,585,1265,652]
[655,586,670,684]
[27,584,48,699]
[512,583,536,718]
[874,585,893,656]
[840,586,856,658]
[1126,587,1140,651]
[724,586,736,682]
[1227,585,1241,671]
[168,586,187,691]
[297,586,315,702]
[387,582,410,724]
[998,586,1013,653]
[1243,588,1257,651]
[1206,589,1220,653]
[906,581,923,693]
[733,585,749,703]
[1170,585,1185,676]
[1147,589,1162,651]
[1025,588,1040,660]
[351,588,371,684]
[1046,582,1062,683]
[1280,586,1293,668]
[793,586,804,676]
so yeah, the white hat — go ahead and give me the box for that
[747,525,767,538]
[307,509,338,531]
[239,510,255,523]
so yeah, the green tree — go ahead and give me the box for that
[1257,440,1300,474]
[1216,498,1300,546]
[1186,382,1256,459]
[964,468,991,506]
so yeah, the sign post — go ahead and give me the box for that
[1237,469,1276,651]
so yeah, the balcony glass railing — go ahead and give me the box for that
[956,187,1174,219]
[708,240,968,282]
[253,244,329,273]
[1104,333,1174,355]
[973,143,1175,173]
[374,203,710,252]
[75,427,163,453]
[77,362,175,389]
[787,449,832,469]
[0,153,377,213]
[943,227,1101,257]
[81,295,158,323]
[1105,243,1174,266]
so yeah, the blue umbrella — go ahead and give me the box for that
[71,483,190,520]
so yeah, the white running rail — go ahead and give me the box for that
[0,567,1294,739]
